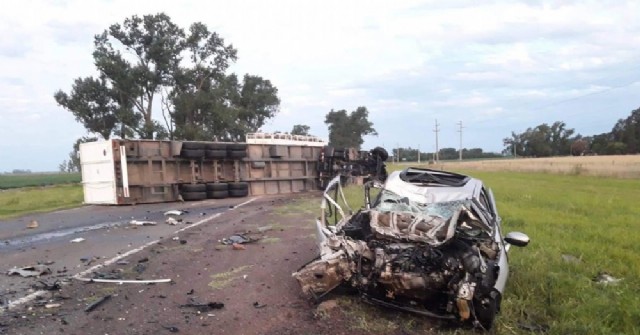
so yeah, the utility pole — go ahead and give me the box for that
[418,144,421,164]
[396,143,400,163]
[456,121,464,161]
[433,119,440,162]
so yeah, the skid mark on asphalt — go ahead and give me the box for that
[6,197,259,310]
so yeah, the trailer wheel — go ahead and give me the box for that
[228,182,249,191]
[181,141,206,150]
[371,146,389,161]
[205,149,227,159]
[181,191,206,201]
[229,189,249,197]
[228,150,247,159]
[206,183,228,192]
[207,190,229,199]
[227,143,247,151]
[180,183,206,193]
[205,143,227,150]
[181,149,205,159]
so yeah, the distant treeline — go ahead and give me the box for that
[392,147,502,162]
[0,173,81,190]
[503,107,640,157]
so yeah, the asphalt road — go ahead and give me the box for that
[0,197,253,307]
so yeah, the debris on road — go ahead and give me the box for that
[257,225,273,233]
[84,295,111,313]
[166,217,179,225]
[129,220,157,226]
[36,280,62,291]
[232,243,245,250]
[45,303,61,309]
[7,265,51,277]
[253,301,267,309]
[164,210,188,216]
[221,234,253,245]
[70,237,85,243]
[27,220,39,229]
[180,300,224,312]
[162,325,180,333]
[593,271,622,285]
[75,277,172,284]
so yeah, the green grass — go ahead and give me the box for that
[0,184,84,219]
[313,169,640,335]
[0,173,81,189]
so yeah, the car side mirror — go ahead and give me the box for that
[505,231,530,248]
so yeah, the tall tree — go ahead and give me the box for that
[291,124,310,136]
[55,13,279,142]
[325,106,376,149]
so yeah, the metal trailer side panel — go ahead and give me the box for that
[79,140,117,205]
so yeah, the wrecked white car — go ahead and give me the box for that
[294,167,529,330]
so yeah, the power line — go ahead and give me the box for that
[434,119,440,162]
[456,121,465,160]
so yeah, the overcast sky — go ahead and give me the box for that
[1,0,639,171]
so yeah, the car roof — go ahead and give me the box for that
[382,167,483,204]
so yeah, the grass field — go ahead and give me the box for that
[331,169,640,335]
[0,184,84,220]
[0,173,81,189]
[413,155,640,178]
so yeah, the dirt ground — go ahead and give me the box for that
[0,194,442,335]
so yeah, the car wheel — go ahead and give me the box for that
[474,295,497,330]
[180,183,206,193]
[181,191,206,201]
[207,190,229,199]
[181,149,205,159]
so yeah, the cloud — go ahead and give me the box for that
[1,0,639,170]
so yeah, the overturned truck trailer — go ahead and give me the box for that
[79,135,387,205]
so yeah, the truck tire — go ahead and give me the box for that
[371,147,389,161]
[207,190,229,199]
[180,183,206,193]
[227,143,247,151]
[181,142,206,150]
[181,191,206,201]
[229,188,249,197]
[228,150,247,159]
[205,149,226,159]
[228,182,249,191]
[181,149,205,159]
[205,143,227,150]
[206,183,228,192]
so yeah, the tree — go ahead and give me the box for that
[325,106,376,149]
[570,139,588,156]
[291,124,310,136]
[504,121,577,157]
[55,13,279,142]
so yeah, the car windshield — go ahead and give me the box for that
[375,189,469,220]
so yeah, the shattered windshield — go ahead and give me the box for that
[375,189,469,220]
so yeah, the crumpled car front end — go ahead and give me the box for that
[294,170,525,330]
